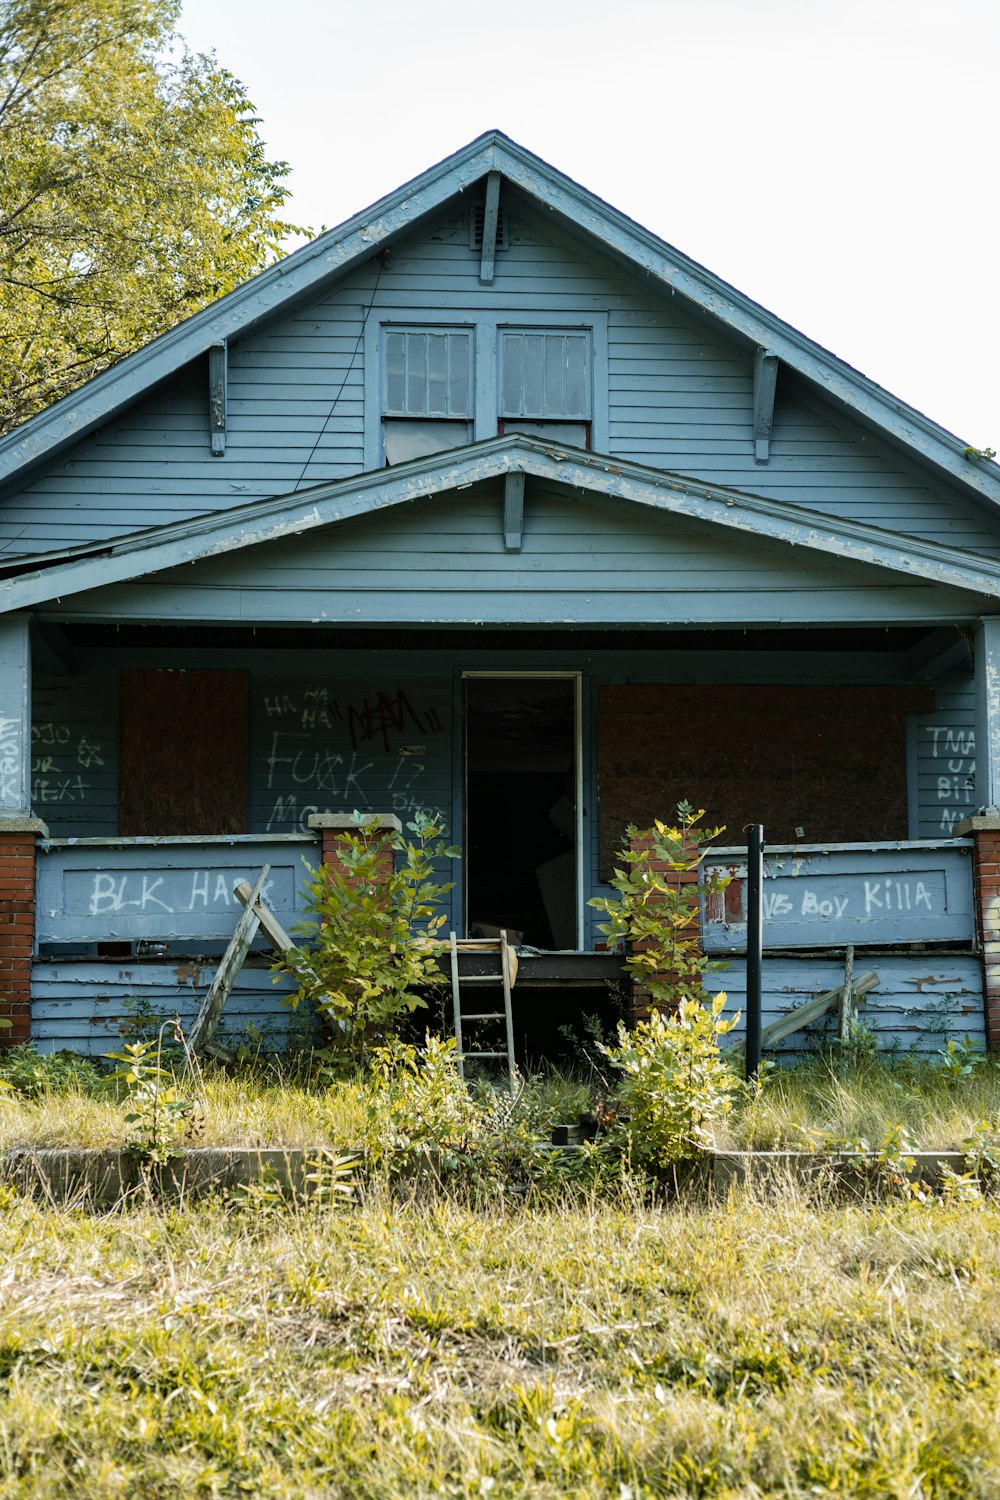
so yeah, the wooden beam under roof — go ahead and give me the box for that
[209,341,227,456]
[480,171,502,284]
[903,626,972,681]
[753,348,779,463]
[503,471,525,551]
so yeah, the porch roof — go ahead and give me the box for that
[3,435,1000,615]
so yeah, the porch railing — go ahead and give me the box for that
[700,838,975,951]
[35,834,320,947]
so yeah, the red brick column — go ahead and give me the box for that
[306,813,401,889]
[0,818,47,1049]
[956,816,1000,1052]
[627,829,702,1023]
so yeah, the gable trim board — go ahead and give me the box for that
[0,132,997,520]
[4,436,1000,618]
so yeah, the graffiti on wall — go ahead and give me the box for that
[30,721,104,804]
[259,683,447,833]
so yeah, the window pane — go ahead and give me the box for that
[501,329,592,419]
[384,328,473,418]
[501,333,522,414]
[406,334,426,415]
[449,335,470,417]
[565,336,588,416]
[384,331,406,414]
[426,335,449,416]
[543,336,565,417]
[383,419,471,465]
[522,334,544,415]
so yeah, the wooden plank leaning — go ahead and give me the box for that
[188,866,270,1054]
[730,969,878,1056]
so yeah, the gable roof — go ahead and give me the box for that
[0,132,997,512]
[5,435,1000,613]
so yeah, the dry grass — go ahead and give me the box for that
[721,1052,1000,1153]
[1,1179,999,1496]
[6,1048,1000,1156]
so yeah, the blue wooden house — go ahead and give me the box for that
[2,132,999,1056]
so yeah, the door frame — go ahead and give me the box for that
[458,670,584,948]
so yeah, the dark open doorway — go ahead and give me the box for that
[464,675,579,950]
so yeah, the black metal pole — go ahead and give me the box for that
[745,824,764,1078]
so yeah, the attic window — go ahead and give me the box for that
[499,328,592,449]
[470,202,508,251]
[382,326,473,465]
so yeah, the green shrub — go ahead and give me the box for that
[363,1037,614,1196]
[0,1043,102,1098]
[103,1035,201,1165]
[364,1034,482,1175]
[602,995,739,1168]
[588,801,728,1013]
[276,812,459,1070]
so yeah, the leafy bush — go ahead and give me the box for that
[103,1030,203,1165]
[0,1044,102,1098]
[277,812,458,1070]
[364,1034,482,1175]
[364,1036,615,1196]
[588,801,728,1013]
[601,994,739,1168]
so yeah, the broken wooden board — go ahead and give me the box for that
[188,867,269,1054]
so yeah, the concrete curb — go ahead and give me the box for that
[0,1144,980,1205]
[2,1146,341,1205]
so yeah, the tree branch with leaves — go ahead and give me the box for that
[0,0,301,433]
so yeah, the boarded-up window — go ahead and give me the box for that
[597,684,933,875]
[118,670,248,836]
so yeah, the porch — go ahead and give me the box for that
[3,610,1000,1056]
[20,822,988,1060]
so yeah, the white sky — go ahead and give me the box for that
[179,0,999,448]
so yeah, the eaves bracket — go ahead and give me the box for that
[753,348,779,463]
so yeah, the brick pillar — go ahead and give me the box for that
[306,813,401,888]
[0,818,47,1049]
[627,829,702,1023]
[956,815,1000,1052]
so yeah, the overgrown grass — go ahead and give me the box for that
[3,1047,1000,1154]
[721,1050,1000,1153]
[1,1181,999,1496]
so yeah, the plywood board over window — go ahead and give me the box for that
[119,670,249,836]
[597,684,933,876]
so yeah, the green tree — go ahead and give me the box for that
[0,0,297,433]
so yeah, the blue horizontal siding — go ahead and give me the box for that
[31,676,118,835]
[37,488,989,628]
[711,954,984,1055]
[251,673,453,836]
[913,667,977,837]
[31,959,301,1055]
[30,953,984,1058]
[3,204,998,563]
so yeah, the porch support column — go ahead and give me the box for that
[0,614,44,1046]
[974,617,1000,812]
[955,620,1000,1052]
